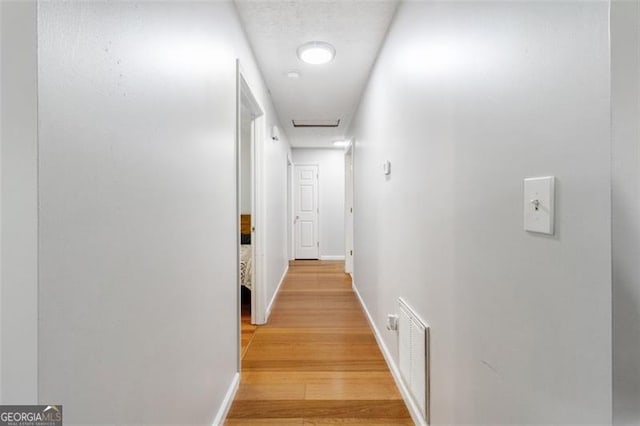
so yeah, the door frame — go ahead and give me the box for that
[287,155,294,260]
[344,141,354,274]
[293,163,320,260]
[236,62,267,371]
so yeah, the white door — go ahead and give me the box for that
[294,164,319,259]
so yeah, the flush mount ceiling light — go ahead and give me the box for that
[297,41,336,65]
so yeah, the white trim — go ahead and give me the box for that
[252,112,267,325]
[287,156,294,261]
[235,59,242,375]
[319,255,346,261]
[211,372,240,426]
[265,265,289,321]
[351,281,427,426]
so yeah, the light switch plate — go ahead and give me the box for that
[523,176,555,235]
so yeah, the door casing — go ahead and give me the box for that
[344,143,354,274]
[236,61,268,376]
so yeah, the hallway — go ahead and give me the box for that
[226,261,412,424]
[2,1,638,424]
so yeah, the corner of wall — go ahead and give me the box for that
[265,264,288,321]
[0,0,39,404]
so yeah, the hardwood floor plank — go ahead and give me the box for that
[241,301,256,359]
[227,400,410,419]
[265,314,369,328]
[228,261,410,424]
[303,419,414,425]
[253,327,372,334]
[236,384,306,401]
[243,342,384,361]
[226,419,304,425]
[239,371,398,386]
[305,383,402,400]
[249,332,376,345]
[242,359,389,372]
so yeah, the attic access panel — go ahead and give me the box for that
[292,119,341,128]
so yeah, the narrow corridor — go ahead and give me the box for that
[226,261,412,424]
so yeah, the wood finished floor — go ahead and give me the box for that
[226,260,412,425]
[241,294,256,360]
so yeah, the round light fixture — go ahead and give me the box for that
[297,41,336,65]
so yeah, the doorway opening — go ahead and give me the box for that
[239,100,255,358]
[236,62,267,370]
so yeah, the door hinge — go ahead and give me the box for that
[317,241,319,248]
[350,207,353,213]
[350,250,353,256]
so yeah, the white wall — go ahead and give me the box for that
[348,1,611,424]
[36,1,289,423]
[263,129,291,303]
[0,0,38,404]
[612,1,640,424]
[0,1,3,402]
[292,149,345,259]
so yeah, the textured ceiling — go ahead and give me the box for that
[234,0,399,148]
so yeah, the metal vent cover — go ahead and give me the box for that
[398,298,430,424]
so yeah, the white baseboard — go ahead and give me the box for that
[319,255,345,260]
[265,264,289,321]
[211,372,240,425]
[351,281,427,426]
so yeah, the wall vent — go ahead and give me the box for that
[398,298,430,424]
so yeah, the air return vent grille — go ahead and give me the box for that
[398,298,430,424]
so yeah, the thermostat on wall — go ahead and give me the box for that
[383,160,391,176]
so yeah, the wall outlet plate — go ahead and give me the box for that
[523,176,555,235]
